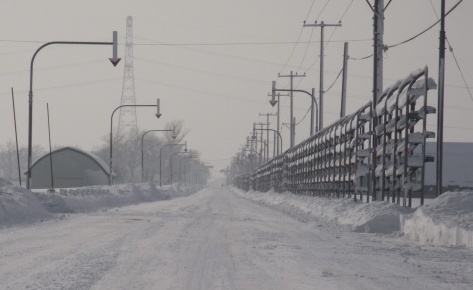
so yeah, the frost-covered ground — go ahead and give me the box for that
[2,177,473,248]
[1,179,473,289]
[234,188,473,248]
[0,178,194,228]
[1,177,473,248]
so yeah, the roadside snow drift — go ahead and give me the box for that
[0,179,52,226]
[234,188,473,248]
[1,180,198,227]
[402,191,473,248]
[233,188,413,233]
[32,183,174,213]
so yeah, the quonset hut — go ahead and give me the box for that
[29,147,112,189]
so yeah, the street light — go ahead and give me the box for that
[109,102,160,185]
[141,127,176,182]
[271,82,319,136]
[26,31,121,189]
[254,125,283,155]
[159,141,187,186]
[179,156,196,186]
[169,150,191,188]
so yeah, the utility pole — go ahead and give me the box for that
[269,92,290,154]
[259,113,277,159]
[303,20,342,129]
[437,0,446,197]
[341,42,349,118]
[277,71,305,148]
[373,0,385,201]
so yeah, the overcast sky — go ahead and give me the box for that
[1,0,471,172]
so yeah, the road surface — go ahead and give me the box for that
[0,187,472,289]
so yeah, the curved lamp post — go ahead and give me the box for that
[169,150,191,188]
[179,156,196,186]
[271,83,319,137]
[26,32,121,189]
[109,102,160,185]
[159,141,187,187]
[141,128,176,182]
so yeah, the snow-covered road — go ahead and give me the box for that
[1,187,472,289]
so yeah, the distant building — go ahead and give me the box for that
[424,142,473,193]
[29,147,112,189]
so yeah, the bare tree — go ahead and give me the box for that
[0,141,44,184]
[92,120,189,184]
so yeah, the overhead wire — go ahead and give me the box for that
[350,0,463,60]
[324,67,343,93]
[294,0,352,125]
[387,0,462,49]
[279,0,318,74]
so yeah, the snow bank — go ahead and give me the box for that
[402,191,473,248]
[1,180,199,227]
[233,188,412,233]
[32,183,185,213]
[0,179,52,227]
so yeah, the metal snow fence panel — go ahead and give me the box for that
[232,67,436,207]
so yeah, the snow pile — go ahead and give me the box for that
[1,180,200,227]
[0,178,52,226]
[233,188,412,233]
[402,191,473,248]
[32,183,183,213]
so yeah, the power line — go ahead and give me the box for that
[297,27,315,72]
[324,67,343,93]
[339,0,355,21]
[350,0,463,60]
[387,0,462,49]
[296,106,311,125]
[316,0,332,21]
[134,57,268,86]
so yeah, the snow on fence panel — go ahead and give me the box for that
[233,67,436,206]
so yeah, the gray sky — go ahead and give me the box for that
[1,0,472,172]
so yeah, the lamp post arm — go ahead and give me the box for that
[109,104,156,185]
[274,88,318,133]
[159,143,185,187]
[257,128,283,155]
[27,40,114,189]
[141,129,174,182]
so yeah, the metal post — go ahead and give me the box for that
[170,151,190,188]
[11,88,21,186]
[141,129,174,182]
[277,93,281,153]
[110,104,158,185]
[47,103,54,189]
[437,0,446,197]
[27,35,119,189]
[341,42,349,118]
[259,113,276,159]
[159,142,186,187]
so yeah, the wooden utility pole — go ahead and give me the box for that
[437,0,446,196]
[341,42,349,118]
[278,71,306,148]
[303,20,342,130]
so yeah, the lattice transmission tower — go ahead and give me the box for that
[117,16,138,140]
